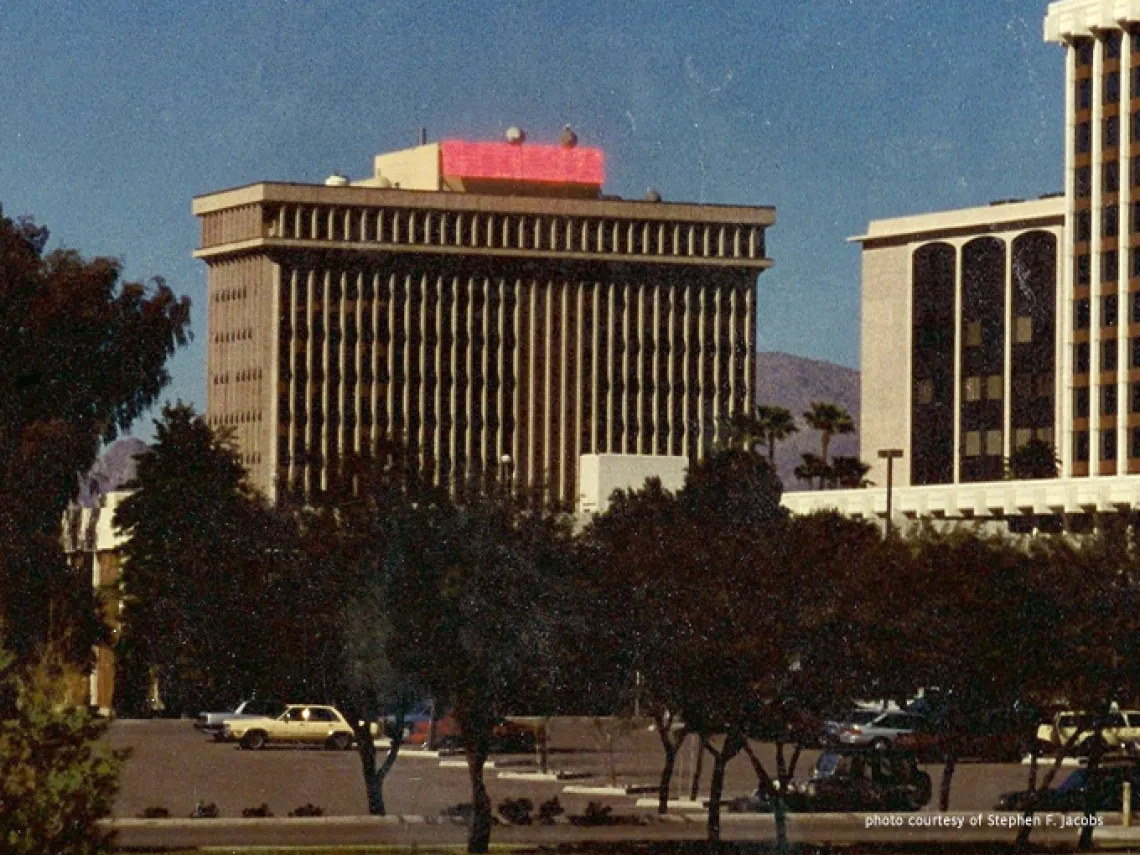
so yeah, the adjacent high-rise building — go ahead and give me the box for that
[194,135,774,506]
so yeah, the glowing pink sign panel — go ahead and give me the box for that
[440,141,604,185]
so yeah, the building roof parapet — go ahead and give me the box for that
[1045,0,1140,41]
[850,196,1064,246]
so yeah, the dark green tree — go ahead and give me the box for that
[113,403,282,715]
[381,484,583,853]
[0,207,190,661]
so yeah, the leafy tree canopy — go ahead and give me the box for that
[0,207,190,660]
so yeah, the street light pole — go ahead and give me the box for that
[877,448,903,537]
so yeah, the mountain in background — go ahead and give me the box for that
[755,352,861,492]
[76,437,148,507]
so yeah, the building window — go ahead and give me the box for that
[1076,298,1091,329]
[1106,32,1121,59]
[1077,255,1091,285]
[1036,373,1053,398]
[1077,166,1092,197]
[1015,315,1033,343]
[1078,122,1092,153]
[1105,294,1119,326]
[1104,250,1119,281]
[1132,382,1140,412]
[1133,247,1140,278]
[1015,427,1032,449]
[1107,115,1121,149]
[915,378,934,405]
[965,320,982,347]
[964,376,982,402]
[1077,210,1092,241]
[1076,386,1090,418]
[985,430,1003,456]
[1105,338,1119,370]
[1105,205,1120,238]
[1106,162,1120,193]
[1078,40,1093,65]
[964,431,981,457]
[1076,430,1090,462]
[1076,341,1091,374]
[1105,384,1118,415]
[1079,77,1093,109]
[1134,111,1140,143]
[1104,427,1118,461]
[1134,293,1140,324]
[1107,70,1121,103]
[1132,426,1140,458]
[985,374,1003,401]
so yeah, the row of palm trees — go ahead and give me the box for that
[720,401,870,489]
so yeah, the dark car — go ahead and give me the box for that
[995,761,1140,811]
[729,747,932,813]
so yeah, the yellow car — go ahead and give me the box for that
[224,704,357,751]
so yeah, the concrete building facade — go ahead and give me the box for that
[788,0,1140,526]
[194,137,774,507]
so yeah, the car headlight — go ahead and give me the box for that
[806,783,817,797]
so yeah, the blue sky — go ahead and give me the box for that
[1,1,1062,440]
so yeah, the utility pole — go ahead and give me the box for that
[877,448,903,537]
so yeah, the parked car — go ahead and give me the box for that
[1036,710,1140,755]
[728,748,932,813]
[222,704,358,750]
[195,698,288,738]
[833,710,926,750]
[406,712,538,753]
[383,699,437,739]
[823,709,885,745]
[995,760,1140,811]
[895,708,1037,762]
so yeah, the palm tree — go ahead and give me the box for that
[755,405,798,464]
[830,456,873,489]
[803,401,855,466]
[794,453,830,491]
[1004,439,1059,480]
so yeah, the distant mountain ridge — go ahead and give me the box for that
[755,352,861,492]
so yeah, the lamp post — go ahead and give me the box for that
[877,448,903,537]
[499,454,513,496]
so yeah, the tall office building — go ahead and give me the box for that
[194,135,774,506]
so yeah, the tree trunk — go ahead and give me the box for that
[539,716,550,774]
[689,734,706,801]
[653,711,686,814]
[1027,742,1040,792]
[464,732,493,854]
[939,751,957,811]
[1079,727,1105,851]
[354,712,402,816]
[706,731,745,850]
[1016,728,1085,850]
[773,741,791,855]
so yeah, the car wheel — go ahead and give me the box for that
[327,732,352,751]
[871,737,891,751]
[242,731,267,750]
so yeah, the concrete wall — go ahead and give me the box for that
[578,453,688,516]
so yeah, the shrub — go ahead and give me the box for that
[537,796,565,824]
[289,803,324,817]
[190,801,219,819]
[138,806,170,818]
[498,797,533,825]
[242,803,273,817]
[0,640,127,855]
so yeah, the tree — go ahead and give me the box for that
[0,636,126,854]
[754,405,799,464]
[381,485,583,853]
[793,452,830,491]
[802,401,855,466]
[1005,439,1059,480]
[113,404,283,714]
[0,207,190,661]
[829,455,872,488]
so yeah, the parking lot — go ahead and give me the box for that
[104,718,1038,820]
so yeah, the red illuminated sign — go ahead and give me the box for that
[440,140,604,185]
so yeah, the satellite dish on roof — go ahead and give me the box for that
[506,126,526,144]
[645,188,662,202]
[560,124,578,148]
[324,173,349,187]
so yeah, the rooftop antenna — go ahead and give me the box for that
[419,127,427,145]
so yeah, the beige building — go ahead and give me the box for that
[788,0,1140,526]
[194,135,774,506]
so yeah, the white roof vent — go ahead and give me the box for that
[324,173,349,187]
